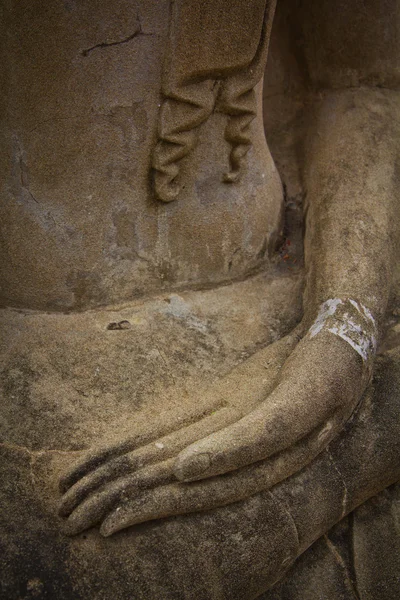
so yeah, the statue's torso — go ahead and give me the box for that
[0,0,283,311]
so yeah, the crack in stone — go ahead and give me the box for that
[81,17,153,57]
[29,451,37,492]
[324,534,361,600]
[1,442,84,493]
[28,191,39,204]
[348,511,363,600]
[326,447,349,519]
[0,441,85,457]
[270,489,301,550]
[17,143,40,206]
[16,139,50,215]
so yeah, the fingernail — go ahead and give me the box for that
[100,509,122,537]
[174,452,211,481]
[100,519,117,537]
[100,524,113,537]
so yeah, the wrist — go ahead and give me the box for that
[305,298,378,382]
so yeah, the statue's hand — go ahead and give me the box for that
[59,301,375,536]
[59,330,300,534]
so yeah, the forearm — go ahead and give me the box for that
[301,88,400,329]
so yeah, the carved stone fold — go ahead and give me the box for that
[153,0,277,202]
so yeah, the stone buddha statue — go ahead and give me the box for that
[1,0,399,598]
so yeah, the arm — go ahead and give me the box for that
[302,88,397,330]
[172,87,398,482]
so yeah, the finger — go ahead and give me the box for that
[59,404,231,495]
[100,480,245,537]
[60,330,300,494]
[64,459,175,536]
[59,437,144,494]
[59,453,140,517]
[59,401,232,494]
[59,405,248,517]
[173,388,331,481]
[100,417,342,537]
[174,335,361,481]
[59,411,218,494]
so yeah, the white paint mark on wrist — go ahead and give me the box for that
[309,298,377,365]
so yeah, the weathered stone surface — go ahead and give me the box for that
[0,0,282,311]
[0,271,302,451]
[1,323,400,599]
[260,347,400,600]
[1,0,400,598]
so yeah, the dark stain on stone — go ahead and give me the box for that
[0,447,76,599]
[107,320,132,331]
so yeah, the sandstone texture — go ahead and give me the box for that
[1,0,400,598]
